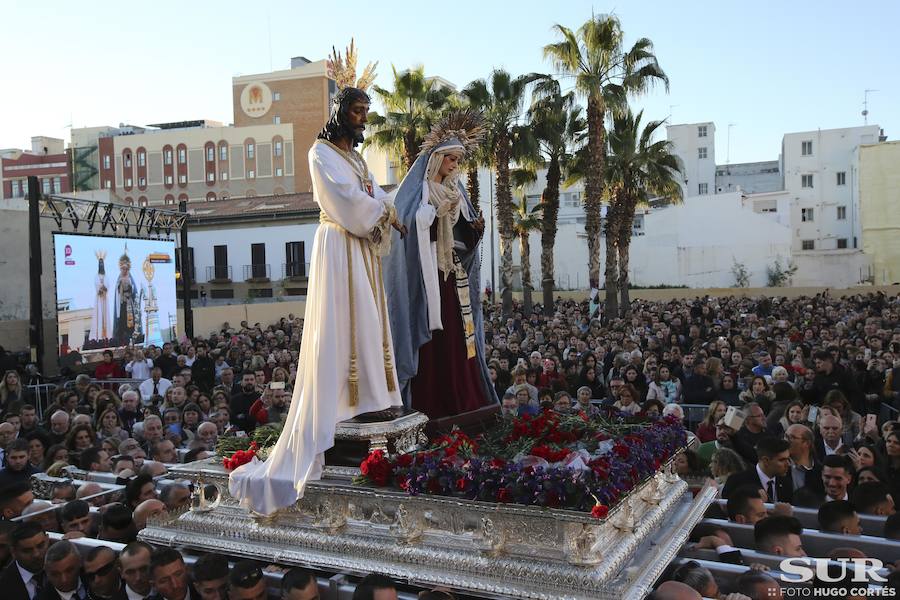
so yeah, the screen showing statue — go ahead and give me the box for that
[53,233,178,356]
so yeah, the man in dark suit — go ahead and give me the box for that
[722,437,794,504]
[0,521,48,600]
[148,548,198,600]
[84,546,126,600]
[39,540,84,600]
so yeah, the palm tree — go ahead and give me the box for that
[366,65,455,171]
[511,171,541,314]
[464,69,540,317]
[544,15,668,319]
[606,110,682,315]
[527,79,586,314]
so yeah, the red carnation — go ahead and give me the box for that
[497,488,511,503]
[395,453,414,468]
[591,504,609,519]
[455,477,467,491]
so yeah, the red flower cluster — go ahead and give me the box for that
[360,450,392,486]
[529,445,570,463]
[223,442,258,471]
[591,503,609,519]
[435,430,479,458]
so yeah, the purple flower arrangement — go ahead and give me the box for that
[354,409,687,517]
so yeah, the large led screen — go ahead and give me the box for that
[54,233,178,355]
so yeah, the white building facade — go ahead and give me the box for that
[666,122,716,197]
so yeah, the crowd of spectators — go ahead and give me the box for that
[1,290,900,598]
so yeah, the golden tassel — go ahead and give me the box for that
[346,235,359,407]
[376,254,397,392]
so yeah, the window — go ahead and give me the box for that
[125,177,133,188]
[138,197,148,207]
[801,174,813,188]
[164,149,173,165]
[175,246,195,280]
[698,183,708,195]
[275,167,283,177]
[124,154,132,167]
[138,152,145,167]
[179,174,187,184]
[166,175,173,185]
[207,172,215,182]
[273,92,281,101]
[801,141,813,156]
[138,177,146,187]
[274,141,282,157]
[285,242,305,277]
[219,146,227,161]
[273,116,281,124]
[206,147,214,161]
[251,243,267,279]
[802,240,815,250]
[246,144,255,159]
[698,147,708,159]
[221,172,228,181]
[248,170,255,179]
[104,180,111,189]
[837,206,847,220]
[698,125,707,138]
[801,208,814,222]
[837,238,848,249]
[103,155,110,169]
[178,148,186,163]
[213,245,228,280]
[164,194,175,205]
[836,171,846,186]
[41,179,50,194]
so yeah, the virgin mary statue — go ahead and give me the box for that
[384,111,497,419]
[89,250,110,341]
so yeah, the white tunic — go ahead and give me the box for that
[229,141,401,515]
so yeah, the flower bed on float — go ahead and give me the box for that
[355,410,687,517]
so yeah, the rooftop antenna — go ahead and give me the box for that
[666,104,678,123]
[862,89,878,124]
[726,123,737,165]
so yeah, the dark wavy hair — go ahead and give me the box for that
[318,87,370,147]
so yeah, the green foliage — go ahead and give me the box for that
[766,257,798,287]
[731,259,750,288]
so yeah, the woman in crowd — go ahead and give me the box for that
[885,430,900,501]
[695,400,727,443]
[673,450,700,477]
[42,443,69,472]
[614,383,643,415]
[709,448,745,484]
[646,365,682,405]
[66,424,97,463]
[0,370,25,410]
[643,398,665,418]
[25,431,49,471]
[622,365,648,402]
[96,406,129,443]
[823,390,863,444]
[739,376,774,412]
[576,365,605,400]
[181,402,203,441]
[718,373,741,406]
[769,400,806,439]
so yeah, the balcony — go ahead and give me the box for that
[206,265,232,283]
[243,263,271,283]
[282,261,310,280]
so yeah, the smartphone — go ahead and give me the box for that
[807,406,819,425]
[866,414,877,431]
[270,381,285,390]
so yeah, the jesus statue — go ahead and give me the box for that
[228,85,405,516]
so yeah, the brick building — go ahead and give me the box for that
[1,136,71,199]
[231,57,335,194]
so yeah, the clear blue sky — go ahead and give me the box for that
[3,0,897,164]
